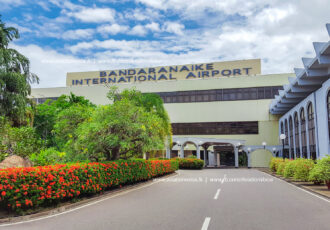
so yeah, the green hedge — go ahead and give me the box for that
[0,159,178,213]
[177,158,204,169]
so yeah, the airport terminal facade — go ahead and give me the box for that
[31,24,330,168]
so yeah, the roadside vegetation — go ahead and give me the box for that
[269,156,330,190]
[0,17,180,215]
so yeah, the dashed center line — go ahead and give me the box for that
[213,188,221,200]
[201,217,211,230]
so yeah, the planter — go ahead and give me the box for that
[326,180,330,190]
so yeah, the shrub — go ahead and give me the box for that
[283,160,296,178]
[276,160,289,176]
[177,158,204,169]
[309,155,330,184]
[269,157,284,172]
[0,159,178,213]
[30,148,67,166]
[293,158,314,181]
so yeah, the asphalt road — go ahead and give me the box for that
[1,169,329,230]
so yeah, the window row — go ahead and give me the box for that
[172,121,259,135]
[281,102,316,160]
[154,86,283,103]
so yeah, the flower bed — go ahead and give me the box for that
[177,158,204,169]
[0,159,178,213]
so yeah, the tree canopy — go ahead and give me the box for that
[0,16,39,126]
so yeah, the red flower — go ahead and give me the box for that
[1,191,6,196]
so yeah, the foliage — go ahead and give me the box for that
[0,159,178,213]
[53,103,94,151]
[293,158,314,181]
[187,155,197,159]
[0,16,38,126]
[0,117,43,160]
[177,158,204,169]
[75,89,170,161]
[107,87,172,146]
[33,93,95,147]
[309,155,330,183]
[30,148,66,166]
[276,161,285,176]
[269,157,284,172]
[283,160,296,178]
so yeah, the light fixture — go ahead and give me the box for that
[280,134,286,140]
[262,141,267,149]
[247,147,251,152]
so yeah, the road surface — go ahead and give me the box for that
[1,169,329,230]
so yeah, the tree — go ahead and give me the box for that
[0,16,39,126]
[75,88,170,161]
[34,93,95,147]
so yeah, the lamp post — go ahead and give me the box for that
[280,134,286,159]
[262,141,267,149]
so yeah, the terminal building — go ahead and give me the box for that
[31,24,330,168]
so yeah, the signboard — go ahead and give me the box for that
[66,59,261,86]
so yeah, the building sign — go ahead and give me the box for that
[66,59,261,86]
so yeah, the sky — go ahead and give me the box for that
[1,0,330,88]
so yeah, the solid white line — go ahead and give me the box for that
[0,173,180,227]
[213,188,221,200]
[201,217,211,230]
[259,171,330,204]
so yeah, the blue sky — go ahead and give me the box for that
[1,0,330,88]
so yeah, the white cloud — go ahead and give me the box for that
[0,0,24,8]
[128,25,148,36]
[145,22,161,32]
[67,8,116,23]
[62,29,94,40]
[163,22,184,35]
[96,24,129,35]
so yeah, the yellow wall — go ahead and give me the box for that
[66,59,261,86]
[31,72,292,148]
[250,149,273,167]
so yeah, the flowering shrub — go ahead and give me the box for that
[283,160,296,178]
[177,158,204,169]
[0,159,178,213]
[269,157,284,172]
[276,159,291,176]
[309,155,330,185]
[293,158,314,181]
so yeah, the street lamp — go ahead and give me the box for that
[262,141,267,149]
[279,134,286,159]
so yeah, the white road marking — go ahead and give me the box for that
[0,173,180,227]
[259,171,330,203]
[213,188,221,200]
[201,217,211,230]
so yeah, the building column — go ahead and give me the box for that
[166,146,171,159]
[247,152,251,168]
[298,115,303,158]
[290,118,295,159]
[216,153,220,167]
[196,145,201,159]
[305,106,311,159]
[234,147,239,168]
[180,145,184,158]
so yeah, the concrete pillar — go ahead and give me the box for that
[216,153,220,167]
[196,145,201,159]
[180,145,184,158]
[247,152,251,168]
[143,153,146,159]
[305,107,311,159]
[166,146,171,159]
[234,147,239,168]
[214,152,217,167]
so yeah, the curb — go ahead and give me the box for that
[0,172,178,224]
[259,169,330,200]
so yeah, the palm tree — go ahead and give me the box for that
[0,15,39,126]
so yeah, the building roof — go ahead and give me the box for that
[270,24,330,115]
